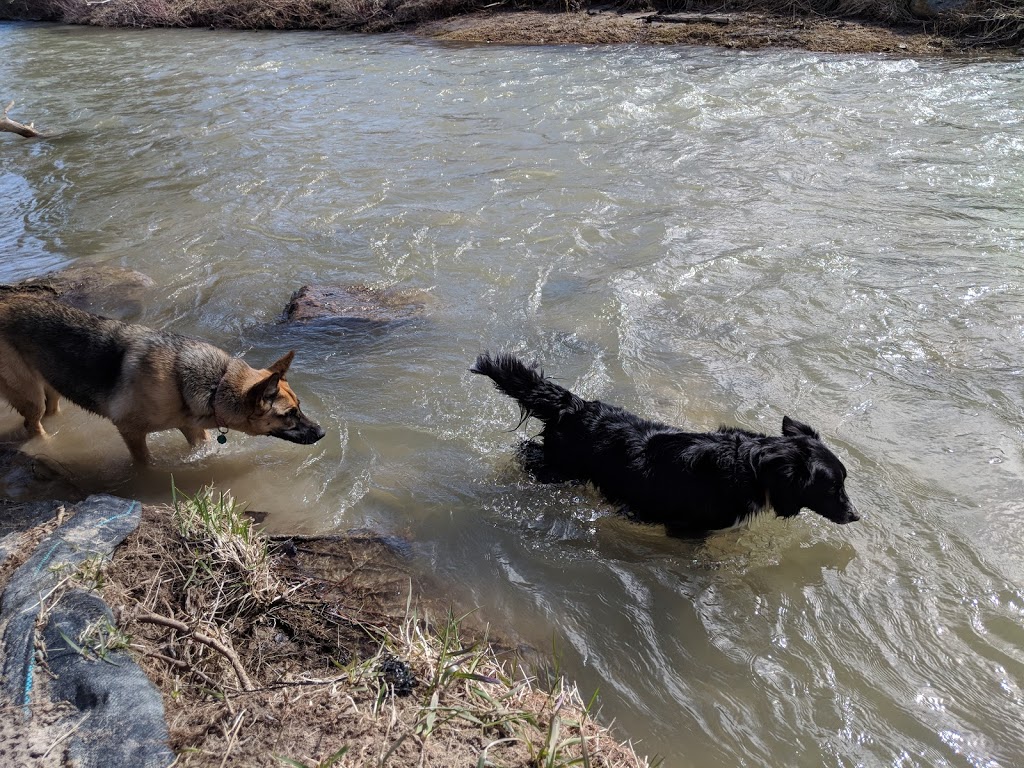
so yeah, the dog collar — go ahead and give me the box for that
[211,371,229,444]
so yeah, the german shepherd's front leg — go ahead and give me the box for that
[117,428,151,464]
[179,426,209,447]
[43,384,60,416]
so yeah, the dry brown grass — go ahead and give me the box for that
[939,0,1024,46]
[86,487,656,767]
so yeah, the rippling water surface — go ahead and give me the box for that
[2,23,1024,766]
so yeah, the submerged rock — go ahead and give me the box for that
[14,263,155,320]
[281,284,429,327]
[0,447,84,503]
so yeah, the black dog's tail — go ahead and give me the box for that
[471,352,583,425]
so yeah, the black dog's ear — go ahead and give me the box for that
[752,443,807,484]
[782,415,819,439]
[751,443,809,518]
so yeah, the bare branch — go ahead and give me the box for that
[132,610,255,691]
[1,100,43,138]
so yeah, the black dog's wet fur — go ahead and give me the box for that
[472,352,858,537]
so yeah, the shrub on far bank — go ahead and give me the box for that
[1,0,475,31]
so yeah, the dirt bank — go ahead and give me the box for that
[415,9,965,55]
[118,496,654,766]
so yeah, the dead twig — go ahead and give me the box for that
[136,645,234,706]
[218,709,247,768]
[133,610,255,691]
[1,101,42,138]
[41,712,91,760]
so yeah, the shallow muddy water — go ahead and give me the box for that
[2,23,1024,766]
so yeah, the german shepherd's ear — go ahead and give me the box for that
[782,415,819,439]
[268,351,295,379]
[247,373,282,412]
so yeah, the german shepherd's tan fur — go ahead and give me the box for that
[0,294,324,463]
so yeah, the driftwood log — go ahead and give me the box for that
[644,13,733,25]
[0,101,42,138]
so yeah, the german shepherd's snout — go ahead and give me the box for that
[270,414,326,445]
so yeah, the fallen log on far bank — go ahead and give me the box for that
[645,13,733,25]
[1,101,43,138]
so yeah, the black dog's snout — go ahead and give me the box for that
[838,504,860,524]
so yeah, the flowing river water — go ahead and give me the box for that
[2,22,1024,766]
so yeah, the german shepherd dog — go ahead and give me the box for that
[0,293,325,463]
[472,352,858,537]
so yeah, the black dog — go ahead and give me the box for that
[472,352,858,537]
